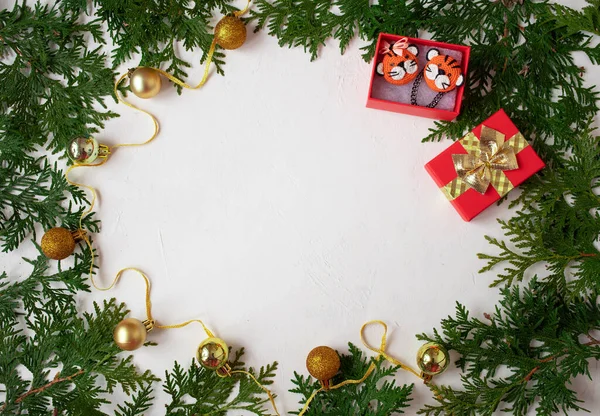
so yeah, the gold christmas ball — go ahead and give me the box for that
[306,346,340,381]
[41,227,78,260]
[113,318,149,351]
[129,67,162,99]
[417,342,449,376]
[68,136,101,164]
[214,15,247,50]
[197,337,229,370]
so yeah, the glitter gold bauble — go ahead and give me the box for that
[41,227,86,260]
[416,342,449,376]
[67,136,110,165]
[197,337,229,370]
[306,346,340,381]
[113,318,153,351]
[214,15,246,50]
[129,67,162,99]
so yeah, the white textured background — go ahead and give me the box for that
[3,0,600,414]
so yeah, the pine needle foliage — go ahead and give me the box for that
[553,0,600,36]
[64,0,241,90]
[250,0,430,62]
[417,279,600,415]
[0,157,99,252]
[0,1,114,251]
[163,349,278,415]
[290,343,414,415]
[0,2,117,156]
[0,250,159,414]
[478,124,600,297]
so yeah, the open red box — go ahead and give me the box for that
[366,33,470,121]
[425,109,545,221]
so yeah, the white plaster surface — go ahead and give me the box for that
[2,0,599,414]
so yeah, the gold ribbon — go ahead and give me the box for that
[99,268,281,416]
[442,126,529,200]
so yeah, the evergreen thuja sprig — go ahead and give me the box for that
[417,280,600,416]
[164,349,278,415]
[250,0,427,61]
[0,1,118,156]
[0,251,159,414]
[552,0,600,36]
[0,2,113,251]
[0,158,99,252]
[290,343,413,415]
[70,0,241,90]
[478,126,600,297]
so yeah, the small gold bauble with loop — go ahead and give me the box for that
[129,67,162,99]
[197,337,229,371]
[306,346,340,389]
[67,136,110,165]
[214,15,247,50]
[41,227,86,260]
[416,342,449,378]
[113,318,154,351]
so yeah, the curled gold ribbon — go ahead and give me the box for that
[99,268,281,416]
[442,126,529,200]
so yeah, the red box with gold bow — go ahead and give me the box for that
[425,109,545,221]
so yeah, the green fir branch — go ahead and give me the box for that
[417,280,600,416]
[0,251,158,415]
[250,0,426,61]
[552,0,600,36]
[0,158,99,252]
[478,126,600,297]
[290,343,414,415]
[0,2,118,155]
[164,348,279,415]
[71,0,243,91]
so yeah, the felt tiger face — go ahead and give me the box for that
[376,44,419,86]
[424,49,464,93]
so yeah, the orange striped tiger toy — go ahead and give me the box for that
[376,39,420,86]
[423,48,464,93]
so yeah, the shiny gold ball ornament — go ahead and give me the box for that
[129,67,162,99]
[67,136,110,164]
[113,318,154,351]
[41,227,86,260]
[306,346,341,383]
[214,15,247,50]
[197,337,229,370]
[416,342,449,376]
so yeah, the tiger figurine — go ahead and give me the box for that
[376,42,420,86]
[424,48,464,93]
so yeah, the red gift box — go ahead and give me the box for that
[366,33,470,120]
[425,109,545,221]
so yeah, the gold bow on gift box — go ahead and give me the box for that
[442,126,529,200]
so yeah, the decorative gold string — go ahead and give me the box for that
[95,267,279,415]
[360,320,424,380]
[113,72,160,147]
[222,369,281,416]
